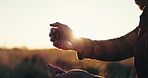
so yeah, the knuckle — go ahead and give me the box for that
[50,28,56,32]
[50,37,54,42]
[53,40,61,48]
[49,32,52,37]
[50,28,54,31]
[49,29,60,37]
[53,41,58,47]
[50,36,56,42]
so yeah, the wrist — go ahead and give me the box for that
[71,37,84,53]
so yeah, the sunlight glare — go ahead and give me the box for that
[73,32,82,39]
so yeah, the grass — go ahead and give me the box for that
[0,47,136,78]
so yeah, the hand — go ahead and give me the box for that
[49,22,84,54]
[49,22,75,50]
[47,64,104,78]
[47,64,66,76]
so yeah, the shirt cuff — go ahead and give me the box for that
[76,38,92,60]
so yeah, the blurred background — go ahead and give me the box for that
[0,0,141,78]
[0,48,136,78]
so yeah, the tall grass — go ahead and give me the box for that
[0,48,136,78]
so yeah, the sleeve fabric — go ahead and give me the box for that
[77,27,139,61]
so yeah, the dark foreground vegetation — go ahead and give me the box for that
[0,48,136,78]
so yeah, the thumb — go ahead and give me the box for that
[50,22,63,28]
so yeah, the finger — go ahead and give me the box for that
[50,36,56,42]
[54,40,66,49]
[47,64,66,75]
[49,28,58,37]
[50,22,66,29]
[50,22,61,27]
[49,30,61,42]
[56,71,81,78]
[49,28,60,39]
[50,35,60,42]
[53,40,61,48]
[54,67,66,73]
[47,64,56,76]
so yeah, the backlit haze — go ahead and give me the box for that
[0,0,142,49]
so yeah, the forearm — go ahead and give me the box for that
[76,27,139,61]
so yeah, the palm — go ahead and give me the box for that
[47,64,104,78]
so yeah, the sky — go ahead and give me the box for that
[0,0,142,49]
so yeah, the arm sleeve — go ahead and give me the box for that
[77,27,139,61]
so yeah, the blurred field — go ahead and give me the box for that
[0,47,136,78]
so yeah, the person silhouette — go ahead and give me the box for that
[49,0,148,78]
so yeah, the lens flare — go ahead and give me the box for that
[66,41,73,46]
[63,41,73,49]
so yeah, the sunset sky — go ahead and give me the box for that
[0,0,142,49]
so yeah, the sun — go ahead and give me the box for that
[73,32,82,39]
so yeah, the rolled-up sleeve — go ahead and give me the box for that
[77,27,139,61]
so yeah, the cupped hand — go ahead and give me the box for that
[47,64,104,78]
[49,22,74,50]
